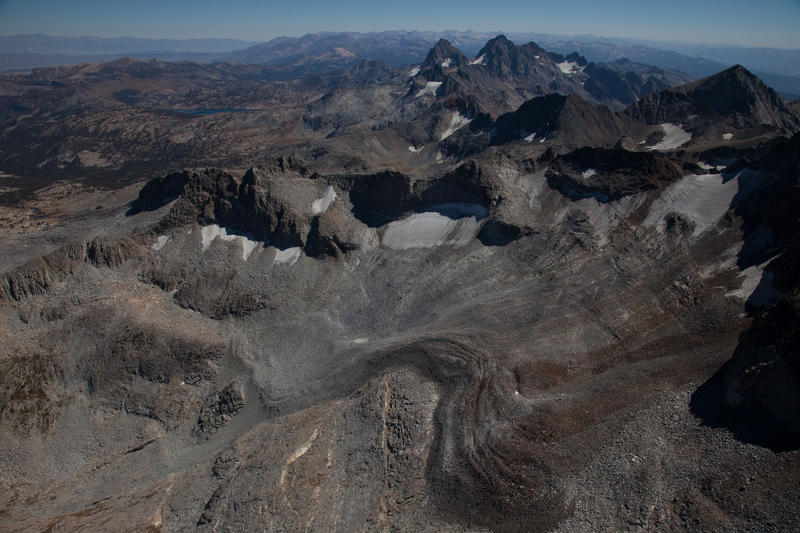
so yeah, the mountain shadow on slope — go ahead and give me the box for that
[691,133,800,452]
[544,147,683,202]
[489,93,637,148]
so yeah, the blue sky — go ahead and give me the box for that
[1,0,799,48]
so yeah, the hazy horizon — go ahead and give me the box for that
[1,0,799,49]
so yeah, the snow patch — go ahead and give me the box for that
[581,169,597,180]
[722,132,733,140]
[408,145,423,153]
[523,132,536,142]
[440,58,452,68]
[557,61,581,74]
[408,66,420,77]
[648,123,692,151]
[440,112,472,141]
[381,209,483,250]
[643,173,739,237]
[415,81,442,98]
[697,161,713,171]
[240,239,260,261]
[353,338,369,344]
[469,54,486,65]
[152,235,170,251]
[311,185,336,215]
[200,224,261,260]
[273,246,302,266]
[726,266,765,300]
[725,261,782,306]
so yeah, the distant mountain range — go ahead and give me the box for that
[0,33,257,54]
[2,31,799,99]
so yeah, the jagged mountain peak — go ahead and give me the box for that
[421,38,467,69]
[628,64,800,133]
[479,34,514,54]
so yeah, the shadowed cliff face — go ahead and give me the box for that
[1,39,800,533]
[691,133,800,452]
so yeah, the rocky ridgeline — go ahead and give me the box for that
[0,236,145,303]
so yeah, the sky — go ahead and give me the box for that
[1,0,799,49]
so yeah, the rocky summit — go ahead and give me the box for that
[0,34,799,532]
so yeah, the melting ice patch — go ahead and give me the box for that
[469,54,486,65]
[200,224,260,260]
[440,112,472,140]
[643,173,739,237]
[648,123,692,151]
[416,81,442,98]
[408,66,421,77]
[312,185,336,215]
[381,204,485,250]
[273,247,302,266]
[152,235,170,251]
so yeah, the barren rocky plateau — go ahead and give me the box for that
[0,36,799,532]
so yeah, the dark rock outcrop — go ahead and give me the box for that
[134,160,315,248]
[305,199,365,258]
[349,171,420,226]
[692,289,800,451]
[545,147,683,201]
[174,266,265,319]
[194,382,246,439]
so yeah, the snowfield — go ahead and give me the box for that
[152,235,170,251]
[648,123,692,151]
[469,54,486,65]
[440,112,472,140]
[200,224,260,260]
[381,204,486,250]
[557,61,581,74]
[312,185,336,215]
[273,246,302,266]
[416,81,442,98]
[643,173,739,236]
[408,66,420,77]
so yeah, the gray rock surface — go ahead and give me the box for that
[0,36,798,533]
